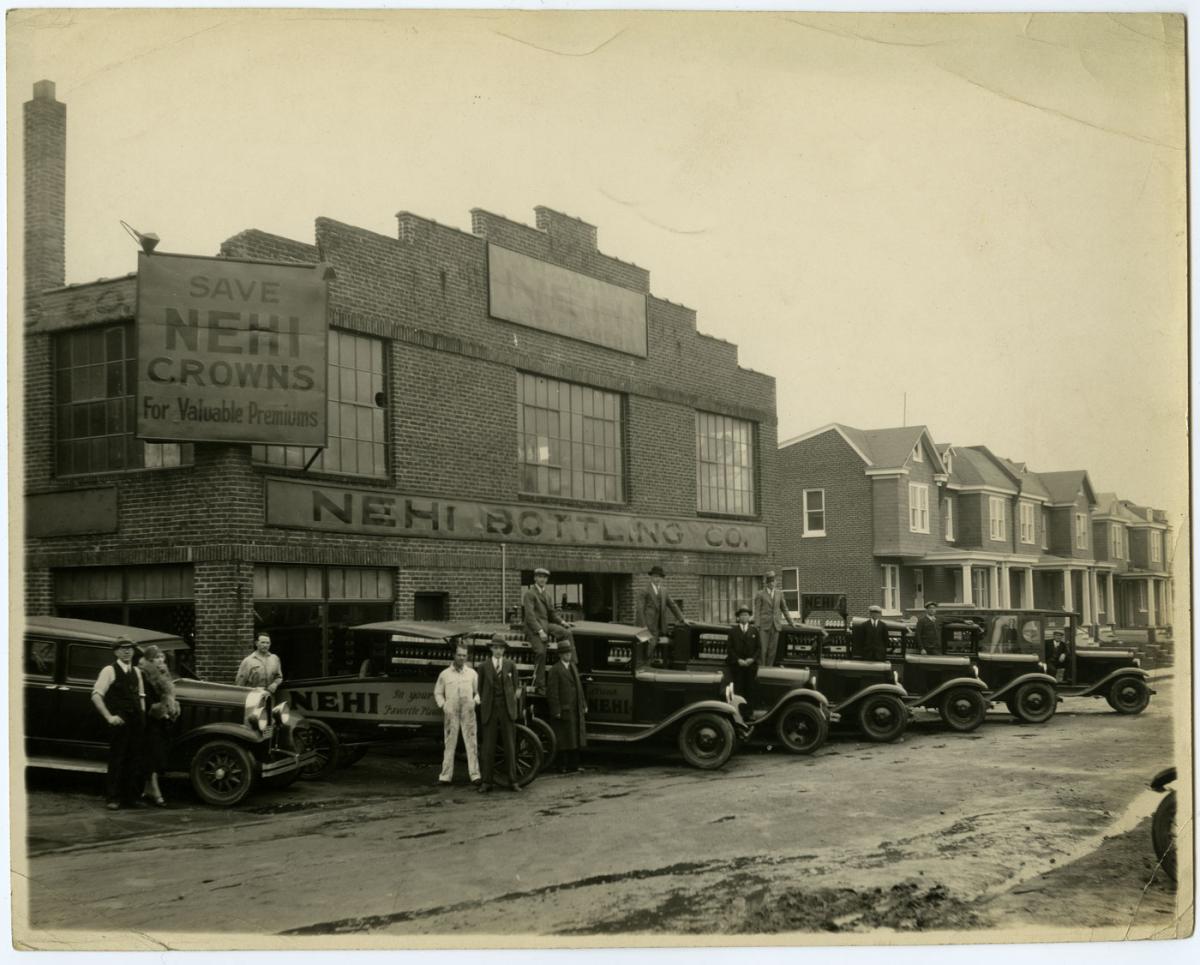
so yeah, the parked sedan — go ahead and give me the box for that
[23,616,311,806]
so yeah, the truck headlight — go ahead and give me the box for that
[972,664,980,678]
[809,673,818,691]
[1133,657,1141,667]
[273,700,291,726]
[892,670,900,686]
[244,691,271,732]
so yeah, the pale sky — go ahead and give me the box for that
[6,10,1189,540]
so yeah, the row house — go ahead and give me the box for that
[1092,494,1174,629]
[777,423,1174,631]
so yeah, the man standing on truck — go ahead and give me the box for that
[433,642,481,787]
[522,567,574,694]
[639,565,689,663]
[753,570,795,667]
[915,601,940,654]
[91,636,147,811]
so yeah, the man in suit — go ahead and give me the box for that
[522,567,573,693]
[546,640,588,773]
[638,566,689,664]
[726,605,759,720]
[753,570,796,667]
[478,634,522,793]
[852,604,891,661]
[90,636,147,810]
[915,601,940,654]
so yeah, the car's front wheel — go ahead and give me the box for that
[1011,681,1057,724]
[939,687,987,732]
[296,719,340,779]
[527,716,558,773]
[775,701,828,755]
[190,739,255,806]
[857,694,907,742]
[1107,677,1151,715]
[677,712,736,770]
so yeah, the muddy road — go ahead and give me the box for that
[15,674,1184,945]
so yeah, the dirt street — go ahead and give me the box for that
[14,674,1185,947]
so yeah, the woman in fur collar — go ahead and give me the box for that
[139,644,181,806]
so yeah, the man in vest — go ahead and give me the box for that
[91,636,147,810]
[522,567,573,693]
[753,570,796,667]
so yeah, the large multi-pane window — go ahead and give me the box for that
[55,565,195,644]
[253,330,386,477]
[700,575,762,624]
[517,373,623,503]
[54,325,191,476]
[696,412,756,516]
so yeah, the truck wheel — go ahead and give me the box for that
[297,719,339,779]
[857,694,907,742]
[494,724,544,789]
[1151,791,1177,882]
[677,712,735,770]
[775,701,828,755]
[1107,677,1151,715]
[939,687,987,732]
[1012,682,1057,724]
[190,739,255,807]
[528,717,558,773]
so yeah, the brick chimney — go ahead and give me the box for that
[24,79,66,309]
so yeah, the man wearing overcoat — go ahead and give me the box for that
[546,640,588,773]
[753,570,795,667]
[522,567,573,693]
[726,605,759,719]
[478,634,522,793]
[852,604,891,662]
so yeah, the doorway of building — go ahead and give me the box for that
[520,571,621,623]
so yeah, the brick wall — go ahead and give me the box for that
[24,81,65,309]
[776,429,877,616]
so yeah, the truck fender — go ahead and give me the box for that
[833,682,910,714]
[987,672,1060,703]
[1076,667,1152,698]
[631,700,750,743]
[760,688,831,722]
[912,676,990,708]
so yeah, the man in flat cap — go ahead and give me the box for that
[915,601,940,655]
[522,567,573,693]
[726,605,759,719]
[753,570,796,668]
[91,636,147,810]
[639,566,688,664]
[478,634,521,792]
[852,604,891,662]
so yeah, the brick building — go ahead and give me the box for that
[22,81,780,681]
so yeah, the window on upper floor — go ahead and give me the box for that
[802,489,826,537]
[1075,513,1088,549]
[1150,531,1162,562]
[54,324,194,476]
[1109,525,1124,560]
[1019,502,1036,544]
[909,483,930,534]
[989,496,1007,540]
[696,412,755,516]
[943,496,955,541]
[881,564,900,613]
[516,373,624,503]
[1041,509,1049,550]
[912,442,923,463]
[252,329,387,478]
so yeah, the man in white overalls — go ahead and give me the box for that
[433,642,481,786]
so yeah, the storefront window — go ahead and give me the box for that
[55,565,195,643]
[54,324,192,476]
[253,330,386,478]
[696,412,756,516]
[517,373,624,503]
[253,564,394,678]
[700,575,761,624]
